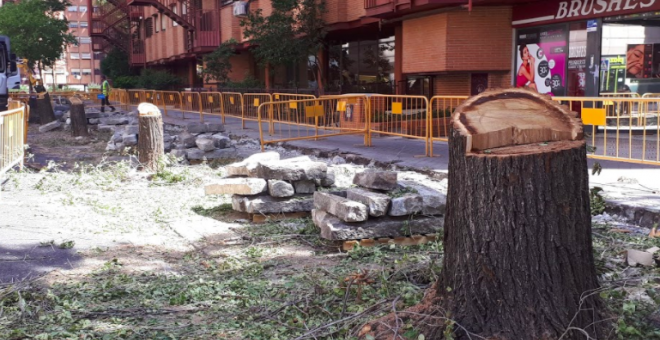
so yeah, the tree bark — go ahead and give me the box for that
[138,109,164,171]
[70,97,89,137]
[35,93,56,125]
[360,88,608,340]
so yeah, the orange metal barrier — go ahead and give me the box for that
[1,102,26,177]
[428,96,468,156]
[221,92,243,124]
[200,92,223,121]
[367,95,429,156]
[181,92,203,121]
[258,95,370,150]
[554,96,660,165]
[154,91,183,117]
[243,93,272,129]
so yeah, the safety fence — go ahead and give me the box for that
[102,89,660,165]
[0,101,27,178]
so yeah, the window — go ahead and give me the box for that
[181,1,187,15]
[71,69,81,76]
[155,14,159,33]
[79,6,87,13]
[79,37,91,44]
[82,69,92,75]
[172,5,178,26]
[93,52,103,60]
[145,18,153,37]
[70,53,80,59]
[67,6,77,12]
[82,53,91,59]
[161,12,167,31]
[56,68,66,75]
[69,22,78,28]
[80,21,88,28]
[94,68,101,75]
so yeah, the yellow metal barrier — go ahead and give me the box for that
[428,96,468,156]
[258,95,370,151]
[200,92,223,121]
[553,96,660,165]
[221,92,243,124]
[181,92,203,121]
[1,102,26,177]
[243,93,273,128]
[154,91,182,117]
[368,94,429,156]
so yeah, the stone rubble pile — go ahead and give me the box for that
[204,152,335,214]
[312,170,446,240]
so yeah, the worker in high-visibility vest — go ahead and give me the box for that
[101,75,116,113]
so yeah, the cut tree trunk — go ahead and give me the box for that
[35,93,56,125]
[137,103,164,171]
[70,97,89,137]
[360,88,608,340]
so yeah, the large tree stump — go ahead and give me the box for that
[35,93,56,125]
[360,88,608,340]
[137,103,164,171]
[70,97,89,137]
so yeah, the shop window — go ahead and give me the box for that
[406,76,432,98]
[327,36,396,94]
[568,21,587,97]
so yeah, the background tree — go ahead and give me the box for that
[202,39,238,85]
[0,0,77,85]
[100,48,133,80]
[240,0,326,88]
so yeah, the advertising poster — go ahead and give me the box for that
[626,44,653,79]
[516,27,567,96]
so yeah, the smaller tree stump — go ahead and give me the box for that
[69,97,89,137]
[35,93,56,125]
[137,103,164,171]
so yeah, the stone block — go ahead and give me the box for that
[251,161,327,181]
[312,209,443,240]
[225,151,281,177]
[85,111,101,119]
[212,134,231,149]
[268,180,295,198]
[122,134,138,146]
[293,180,316,194]
[99,117,129,125]
[205,178,267,196]
[315,171,335,187]
[38,120,62,133]
[314,192,368,222]
[399,181,446,215]
[186,148,238,160]
[196,138,216,152]
[178,132,197,148]
[353,170,398,191]
[111,132,123,143]
[233,194,314,214]
[185,122,207,134]
[206,122,225,133]
[170,149,187,159]
[88,118,100,125]
[389,194,423,216]
[124,125,139,135]
[346,187,391,217]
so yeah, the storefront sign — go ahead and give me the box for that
[513,0,660,27]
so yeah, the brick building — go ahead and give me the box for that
[92,0,660,97]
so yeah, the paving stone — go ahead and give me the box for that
[97,124,115,133]
[212,134,231,149]
[225,151,281,177]
[99,117,129,125]
[312,209,443,240]
[178,132,197,148]
[389,194,423,216]
[85,111,101,119]
[205,178,267,196]
[353,170,398,191]
[398,180,446,215]
[185,122,207,134]
[186,148,238,160]
[268,180,295,198]
[38,121,62,133]
[170,149,187,159]
[206,122,225,133]
[314,192,368,222]
[122,134,138,146]
[232,194,314,214]
[251,160,327,181]
[293,180,316,194]
[196,138,216,152]
[346,187,391,217]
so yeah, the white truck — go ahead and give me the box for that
[0,35,21,111]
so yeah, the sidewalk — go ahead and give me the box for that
[160,109,660,229]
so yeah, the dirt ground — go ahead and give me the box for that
[0,125,659,340]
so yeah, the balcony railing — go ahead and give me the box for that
[365,0,393,9]
[192,9,220,49]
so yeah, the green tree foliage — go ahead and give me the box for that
[101,48,133,80]
[136,69,181,90]
[0,0,77,77]
[240,0,327,84]
[202,38,238,84]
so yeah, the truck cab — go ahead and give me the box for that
[0,35,19,111]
